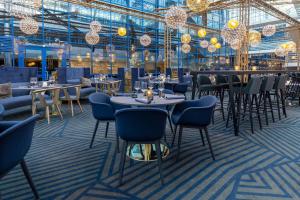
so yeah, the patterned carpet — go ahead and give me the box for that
[1,101,300,200]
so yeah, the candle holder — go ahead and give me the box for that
[146,89,153,102]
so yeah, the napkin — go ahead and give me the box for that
[135,98,151,104]
[165,94,185,100]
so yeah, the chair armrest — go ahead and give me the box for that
[90,102,115,119]
[177,106,214,126]
[0,121,19,133]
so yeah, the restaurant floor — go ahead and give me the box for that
[1,101,300,200]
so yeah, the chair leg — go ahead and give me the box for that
[116,133,120,153]
[249,96,254,134]
[199,129,205,146]
[254,94,262,130]
[20,160,39,200]
[204,127,215,160]
[275,91,281,120]
[171,125,177,147]
[77,100,83,113]
[45,106,50,124]
[32,104,37,116]
[176,126,183,161]
[226,104,231,128]
[119,141,127,186]
[220,89,225,121]
[155,141,164,185]
[167,114,174,133]
[105,122,109,138]
[263,93,268,125]
[267,92,275,122]
[55,104,63,120]
[90,120,99,148]
[280,90,287,118]
[70,100,74,117]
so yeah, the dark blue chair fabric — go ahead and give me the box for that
[89,93,114,121]
[0,95,32,110]
[172,96,217,127]
[0,115,39,176]
[173,83,188,94]
[0,104,4,120]
[115,108,168,142]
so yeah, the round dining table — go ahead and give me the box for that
[111,93,185,162]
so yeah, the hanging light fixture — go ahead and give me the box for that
[165,6,187,29]
[182,43,191,53]
[215,42,221,49]
[208,44,216,53]
[230,39,242,50]
[262,24,276,37]
[117,27,127,36]
[19,17,39,35]
[275,47,286,57]
[227,19,239,30]
[210,37,218,45]
[286,41,297,52]
[186,0,210,13]
[85,31,99,45]
[89,21,102,33]
[181,33,191,44]
[140,34,152,47]
[248,30,261,47]
[200,40,209,48]
[221,22,246,45]
[198,28,206,38]
[57,49,64,58]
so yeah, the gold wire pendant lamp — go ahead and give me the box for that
[262,25,276,37]
[198,28,206,38]
[221,21,246,45]
[208,44,216,53]
[20,17,39,35]
[118,27,127,36]
[90,21,102,33]
[200,40,209,48]
[182,43,191,53]
[85,31,100,45]
[181,33,191,44]
[140,34,152,47]
[186,0,210,12]
[165,6,187,29]
[248,30,261,47]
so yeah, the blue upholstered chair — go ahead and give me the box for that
[88,92,128,149]
[0,104,4,120]
[0,115,40,199]
[171,96,217,160]
[173,83,188,98]
[115,108,168,185]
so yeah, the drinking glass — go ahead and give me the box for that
[158,81,164,98]
[141,81,148,94]
[30,77,38,87]
[134,81,141,93]
[148,81,154,90]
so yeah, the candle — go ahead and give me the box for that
[146,89,153,101]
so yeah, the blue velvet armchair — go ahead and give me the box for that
[88,92,128,149]
[115,108,168,185]
[171,96,217,160]
[173,83,188,98]
[0,115,40,199]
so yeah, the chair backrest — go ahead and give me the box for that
[88,92,114,120]
[216,75,227,85]
[62,85,81,100]
[261,76,275,92]
[244,77,262,94]
[197,75,212,87]
[173,83,188,93]
[178,96,217,127]
[0,115,39,176]
[115,108,168,142]
[274,75,287,91]
[0,104,4,120]
[232,75,241,83]
[32,89,48,107]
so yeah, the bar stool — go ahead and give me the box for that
[227,77,263,134]
[259,76,275,125]
[215,75,229,120]
[197,75,216,98]
[272,75,288,120]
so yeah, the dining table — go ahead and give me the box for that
[191,69,298,136]
[111,93,185,161]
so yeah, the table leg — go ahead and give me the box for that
[229,75,239,136]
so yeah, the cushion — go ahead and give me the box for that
[0,95,32,110]
[80,77,92,88]
[0,83,12,99]
[80,87,96,98]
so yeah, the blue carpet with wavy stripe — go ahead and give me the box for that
[1,102,300,200]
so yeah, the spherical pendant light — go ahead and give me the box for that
[200,40,209,48]
[186,0,210,13]
[181,33,191,44]
[248,30,261,47]
[117,27,127,36]
[262,24,276,37]
[140,34,152,47]
[228,19,239,30]
[20,17,39,35]
[165,6,187,29]
[221,22,246,45]
[230,39,242,50]
[208,44,216,53]
[275,47,286,57]
[57,49,64,58]
[210,37,218,45]
[182,43,191,53]
[198,28,206,38]
[286,41,296,52]
[90,21,102,33]
[215,42,221,49]
[85,31,99,45]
